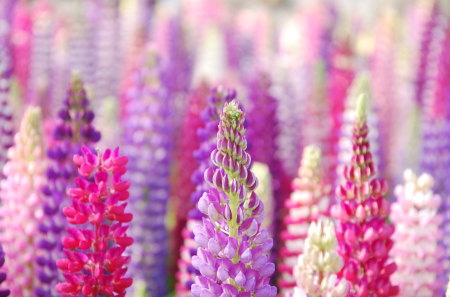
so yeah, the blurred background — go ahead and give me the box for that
[1,0,450,295]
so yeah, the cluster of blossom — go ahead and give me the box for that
[391,170,443,296]
[175,86,236,296]
[55,146,133,297]
[0,107,46,296]
[123,50,172,296]
[36,77,100,297]
[278,145,330,294]
[332,95,399,297]
[191,100,277,296]
[290,218,348,297]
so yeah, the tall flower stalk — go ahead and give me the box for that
[191,100,277,297]
[278,146,330,295]
[390,170,443,296]
[0,107,46,296]
[55,146,133,296]
[36,77,101,297]
[246,72,288,251]
[123,50,172,296]
[175,86,235,296]
[291,218,348,297]
[332,94,399,297]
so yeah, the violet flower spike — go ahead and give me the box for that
[191,100,277,297]
[124,50,172,297]
[55,146,133,296]
[175,86,235,296]
[0,107,46,296]
[36,77,101,297]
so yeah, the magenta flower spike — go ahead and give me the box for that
[191,100,277,297]
[55,146,133,297]
[0,107,46,296]
[391,170,443,297]
[332,94,399,297]
[278,145,330,295]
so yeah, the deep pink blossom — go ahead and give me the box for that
[56,147,133,297]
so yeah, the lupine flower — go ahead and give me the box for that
[55,146,133,296]
[123,50,172,297]
[175,86,235,296]
[0,246,10,297]
[246,73,279,168]
[332,94,399,297]
[191,100,277,297]
[418,10,450,280]
[290,218,348,297]
[246,72,289,255]
[336,74,382,187]
[36,77,101,297]
[278,145,330,295]
[0,107,46,296]
[415,2,441,108]
[390,169,443,297]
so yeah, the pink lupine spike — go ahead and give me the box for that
[332,94,399,297]
[56,146,133,297]
[0,107,46,296]
[278,145,330,295]
[391,170,443,297]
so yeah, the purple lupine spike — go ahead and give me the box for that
[419,11,450,284]
[0,246,10,297]
[246,73,278,167]
[191,100,277,297]
[245,72,290,258]
[35,77,101,297]
[0,107,46,296]
[175,86,235,296]
[415,2,440,108]
[123,50,172,297]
